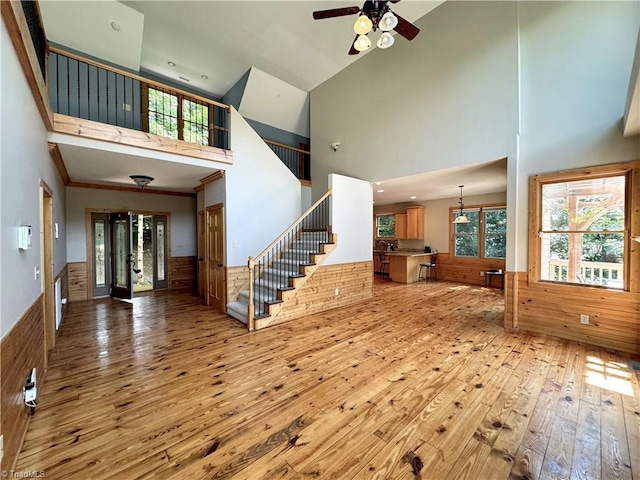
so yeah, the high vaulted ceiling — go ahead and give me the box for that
[39,0,443,97]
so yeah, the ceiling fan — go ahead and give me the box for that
[312,0,420,55]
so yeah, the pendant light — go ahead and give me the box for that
[453,185,470,224]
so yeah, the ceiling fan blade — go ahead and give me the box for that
[313,6,360,20]
[348,34,360,55]
[393,12,420,41]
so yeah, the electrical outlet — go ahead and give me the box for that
[335,288,339,296]
[580,314,589,325]
[480,271,484,276]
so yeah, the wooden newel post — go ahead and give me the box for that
[247,256,255,332]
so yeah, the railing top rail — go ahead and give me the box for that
[49,46,231,112]
[264,139,310,155]
[253,189,332,264]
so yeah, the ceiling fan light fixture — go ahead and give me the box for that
[379,11,398,32]
[130,175,154,188]
[377,31,395,49]
[354,34,372,52]
[354,14,373,35]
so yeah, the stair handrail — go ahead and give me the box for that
[247,189,332,331]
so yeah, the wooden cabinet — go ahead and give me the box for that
[406,206,424,239]
[395,213,407,239]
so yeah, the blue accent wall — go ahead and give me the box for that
[222,70,250,110]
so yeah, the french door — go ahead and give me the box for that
[91,212,168,299]
[110,212,133,299]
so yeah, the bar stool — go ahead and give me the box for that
[418,253,438,282]
[378,252,390,277]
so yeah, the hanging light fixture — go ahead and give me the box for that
[453,185,470,224]
[354,34,372,52]
[377,32,395,49]
[353,14,373,35]
[379,11,398,32]
[130,175,154,188]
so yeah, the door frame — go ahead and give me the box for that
[40,180,55,364]
[85,208,172,299]
[197,210,205,299]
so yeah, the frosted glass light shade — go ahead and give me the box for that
[453,214,470,224]
[354,14,373,35]
[354,34,372,52]
[379,11,398,31]
[377,32,395,49]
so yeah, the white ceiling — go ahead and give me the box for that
[372,158,508,205]
[39,0,512,200]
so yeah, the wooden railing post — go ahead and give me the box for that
[247,256,255,331]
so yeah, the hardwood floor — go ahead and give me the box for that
[15,279,640,479]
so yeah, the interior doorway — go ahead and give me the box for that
[40,181,55,364]
[206,204,225,311]
[90,211,169,299]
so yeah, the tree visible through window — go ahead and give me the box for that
[540,176,625,288]
[452,207,506,259]
[145,86,210,146]
[376,214,395,237]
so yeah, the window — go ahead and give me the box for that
[144,86,211,146]
[452,206,506,259]
[537,175,626,288]
[376,214,395,237]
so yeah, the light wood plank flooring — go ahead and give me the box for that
[15,279,640,479]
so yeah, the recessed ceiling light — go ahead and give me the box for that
[201,74,209,80]
[374,182,382,186]
[377,189,384,193]
[110,21,121,31]
[410,196,417,199]
[167,61,176,67]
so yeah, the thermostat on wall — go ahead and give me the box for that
[18,225,32,250]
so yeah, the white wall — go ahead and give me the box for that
[515,1,640,270]
[310,1,519,198]
[312,1,640,273]
[1,20,67,337]
[325,174,373,265]
[223,108,301,265]
[65,188,196,262]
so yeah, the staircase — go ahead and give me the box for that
[227,230,335,325]
[226,189,335,330]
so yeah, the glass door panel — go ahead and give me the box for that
[110,212,133,299]
[153,215,168,289]
[91,213,110,297]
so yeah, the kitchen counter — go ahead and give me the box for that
[374,250,432,283]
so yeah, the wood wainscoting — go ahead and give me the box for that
[67,262,88,301]
[505,271,640,354]
[169,256,196,292]
[1,295,46,472]
[436,253,506,287]
[227,265,249,303]
[256,261,374,330]
[68,257,197,301]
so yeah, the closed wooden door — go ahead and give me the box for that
[206,205,225,310]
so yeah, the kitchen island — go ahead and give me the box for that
[375,251,433,283]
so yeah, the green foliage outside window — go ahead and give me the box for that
[484,209,507,259]
[148,88,178,139]
[183,99,209,146]
[454,211,480,257]
[377,215,395,237]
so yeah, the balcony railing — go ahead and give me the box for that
[264,139,311,182]
[48,48,230,150]
[548,259,624,288]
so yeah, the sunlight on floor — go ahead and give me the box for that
[585,355,634,397]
